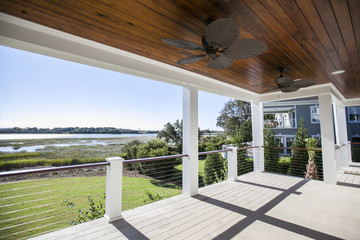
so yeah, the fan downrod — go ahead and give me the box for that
[278,67,285,77]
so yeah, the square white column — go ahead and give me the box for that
[319,94,337,184]
[182,86,198,196]
[251,101,264,172]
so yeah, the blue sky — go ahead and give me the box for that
[0,45,231,131]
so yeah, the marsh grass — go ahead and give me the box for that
[0,136,155,171]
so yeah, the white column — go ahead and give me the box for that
[182,85,198,196]
[319,94,337,184]
[104,157,123,222]
[251,101,264,172]
[334,104,350,168]
[227,147,238,181]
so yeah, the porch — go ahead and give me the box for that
[32,172,360,240]
[1,4,360,239]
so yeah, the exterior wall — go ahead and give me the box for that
[267,104,321,137]
[347,123,360,141]
[265,102,360,144]
[296,105,321,136]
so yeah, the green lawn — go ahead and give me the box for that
[175,159,205,176]
[0,176,181,240]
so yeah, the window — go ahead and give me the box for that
[348,106,360,123]
[310,106,320,124]
[285,137,294,154]
[275,135,294,155]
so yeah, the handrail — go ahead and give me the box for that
[123,154,188,163]
[335,144,347,150]
[198,149,232,156]
[351,142,360,145]
[262,146,322,152]
[0,162,110,177]
[238,146,258,150]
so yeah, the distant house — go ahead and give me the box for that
[263,97,360,154]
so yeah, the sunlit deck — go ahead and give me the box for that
[32,172,360,240]
[338,162,360,188]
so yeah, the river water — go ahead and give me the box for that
[0,133,157,153]
[0,133,157,140]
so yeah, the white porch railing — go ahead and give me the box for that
[0,142,354,238]
[264,119,296,128]
[104,148,241,222]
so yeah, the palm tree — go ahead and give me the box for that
[304,138,319,180]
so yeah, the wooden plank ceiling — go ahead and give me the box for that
[1,0,359,99]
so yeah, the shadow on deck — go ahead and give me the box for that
[32,172,360,240]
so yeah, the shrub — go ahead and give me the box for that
[264,123,280,173]
[143,190,169,203]
[290,118,309,177]
[238,157,253,175]
[203,152,226,185]
[133,139,181,176]
[64,193,105,225]
[199,135,232,152]
[278,157,291,174]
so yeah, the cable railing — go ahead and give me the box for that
[122,154,186,210]
[237,146,254,176]
[1,143,343,239]
[263,146,323,180]
[0,164,107,240]
[198,147,255,188]
[198,149,231,188]
[351,142,360,162]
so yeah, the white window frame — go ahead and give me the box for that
[310,106,320,124]
[275,135,295,155]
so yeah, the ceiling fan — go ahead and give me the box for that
[263,68,318,93]
[162,18,267,69]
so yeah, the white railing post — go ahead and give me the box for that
[348,141,353,164]
[104,157,123,222]
[253,147,264,172]
[335,145,343,173]
[333,103,350,169]
[227,147,238,181]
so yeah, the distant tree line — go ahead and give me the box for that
[0,127,158,134]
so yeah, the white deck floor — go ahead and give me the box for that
[338,162,360,187]
[32,172,360,240]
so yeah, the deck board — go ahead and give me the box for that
[32,172,360,240]
[338,162,360,187]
